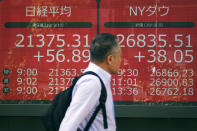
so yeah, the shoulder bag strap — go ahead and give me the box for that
[80,71,108,131]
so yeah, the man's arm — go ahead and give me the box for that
[59,75,101,131]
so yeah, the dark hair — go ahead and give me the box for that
[90,33,118,63]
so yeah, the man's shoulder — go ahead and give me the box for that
[77,73,100,85]
[75,73,101,90]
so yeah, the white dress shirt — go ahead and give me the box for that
[59,62,116,131]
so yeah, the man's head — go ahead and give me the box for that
[90,33,122,74]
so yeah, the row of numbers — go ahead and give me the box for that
[17,68,38,76]
[134,50,194,63]
[147,50,193,63]
[112,78,137,86]
[17,78,37,85]
[150,87,194,96]
[112,87,139,96]
[16,34,89,48]
[49,78,74,86]
[150,78,194,87]
[112,87,194,96]
[16,33,192,48]
[117,34,192,48]
[16,68,39,95]
[117,68,139,77]
[17,86,38,95]
[48,86,67,95]
[34,49,90,63]
[49,68,84,77]
[150,68,194,77]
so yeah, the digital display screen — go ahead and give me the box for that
[0,0,197,104]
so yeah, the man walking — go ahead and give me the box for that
[59,33,122,131]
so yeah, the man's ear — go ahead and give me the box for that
[106,54,114,66]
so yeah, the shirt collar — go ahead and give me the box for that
[85,62,111,84]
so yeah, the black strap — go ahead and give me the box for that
[102,103,108,129]
[79,71,108,131]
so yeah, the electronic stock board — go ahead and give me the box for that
[0,0,197,117]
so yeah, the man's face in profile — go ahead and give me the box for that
[109,42,122,74]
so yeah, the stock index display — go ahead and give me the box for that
[0,0,197,104]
